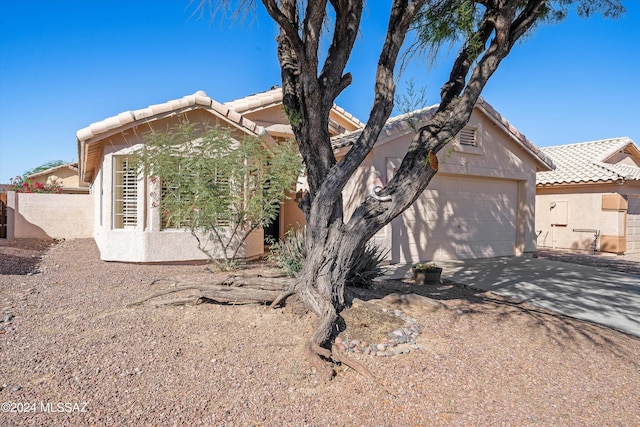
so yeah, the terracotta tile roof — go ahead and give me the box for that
[536,137,640,185]
[77,91,268,144]
[223,87,284,114]
[77,91,274,182]
[27,162,79,179]
[224,87,365,129]
[331,98,555,171]
[329,103,365,129]
[331,105,436,149]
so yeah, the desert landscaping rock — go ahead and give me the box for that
[1,239,639,426]
[343,307,424,356]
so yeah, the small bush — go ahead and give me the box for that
[266,228,306,277]
[267,228,387,288]
[9,176,62,193]
[346,242,388,289]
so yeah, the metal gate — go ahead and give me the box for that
[0,192,6,238]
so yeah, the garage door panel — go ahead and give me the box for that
[391,175,518,263]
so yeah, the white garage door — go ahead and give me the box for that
[626,196,640,253]
[390,175,518,263]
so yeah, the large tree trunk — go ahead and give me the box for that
[294,219,363,379]
[259,0,550,377]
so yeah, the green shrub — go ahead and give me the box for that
[266,228,306,277]
[267,228,387,288]
[346,241,388,289]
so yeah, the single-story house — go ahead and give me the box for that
[76,88,362,262]
[334,99,555,263]
[26,162,90,194]
[535,137,640,254]
[76,88,553,264]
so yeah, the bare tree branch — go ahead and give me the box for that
[261,0,304,54]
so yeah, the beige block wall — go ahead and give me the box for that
[95,226,264,263]
[6,191,93,239]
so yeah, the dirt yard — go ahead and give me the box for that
[1,239,639,426]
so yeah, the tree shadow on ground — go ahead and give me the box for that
[0,239,53,275]
[486,294,640,366]
[345,278,640,368]
[347,278,485,304]
[0,253,42,275]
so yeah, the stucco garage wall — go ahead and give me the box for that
[340,108,540,263]
[6,191,93,239]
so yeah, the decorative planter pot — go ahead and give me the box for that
[412,267,443,285]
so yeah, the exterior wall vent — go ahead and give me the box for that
[458,127,477,146]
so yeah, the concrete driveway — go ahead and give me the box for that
[383,257,640,338]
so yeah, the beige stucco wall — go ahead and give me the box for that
[242,106,290,132]
[341,108,540,263]
[280,196,306,238]
[535,192,619,251]
[6,191,93,239]
[243,104,362,137]
[535,182,640,253]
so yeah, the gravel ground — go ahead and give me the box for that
[1,239,639,426]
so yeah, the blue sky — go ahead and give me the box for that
[0,1,638,183]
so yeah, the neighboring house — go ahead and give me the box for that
[1,165,92,240]
[26,162,90,194]
[536,137,640,254]
[77,88,552,264]
[76,88,362,262]
[334,98,555,262]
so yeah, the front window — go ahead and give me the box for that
[113,156,137,229]
[160,166,231,229]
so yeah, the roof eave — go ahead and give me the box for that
[77,92,275,183]
[27,163,79,180]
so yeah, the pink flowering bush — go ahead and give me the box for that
[9,176,63,193]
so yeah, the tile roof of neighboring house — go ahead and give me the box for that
[331,98,555,171]
[224,87,365,130]
[536,137,640,185]
[27,162,79,179]
[77,91,274,182]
